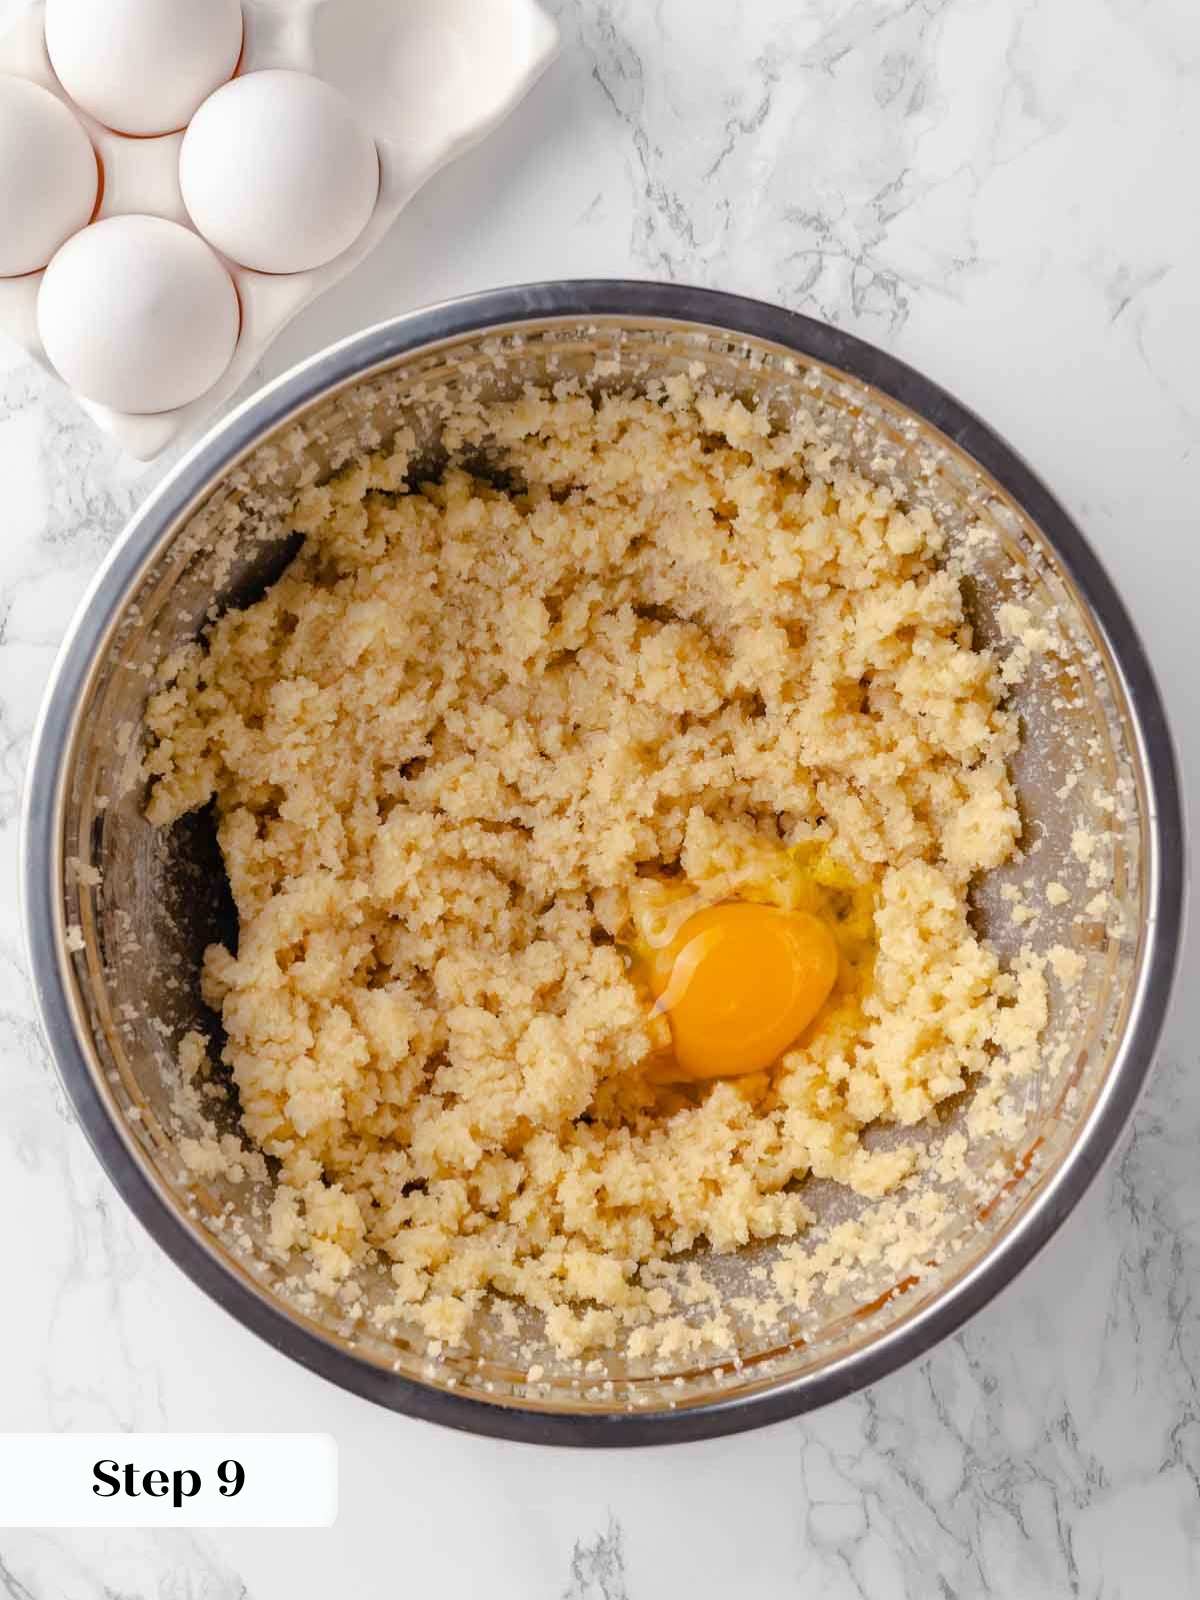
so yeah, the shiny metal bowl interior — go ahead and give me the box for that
[22,284,1184,1444]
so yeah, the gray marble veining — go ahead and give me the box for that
[1,0,1198,1595]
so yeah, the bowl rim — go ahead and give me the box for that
[20,279,1187,1447]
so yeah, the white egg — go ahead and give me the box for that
[45,0,242,136]
[180,70,379,275]
[38,216,240,414]
[0,76,97,277]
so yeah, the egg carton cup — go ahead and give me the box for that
[0,0,558,459]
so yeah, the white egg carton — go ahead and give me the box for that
[0,0,557,459]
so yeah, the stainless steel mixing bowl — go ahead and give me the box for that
[21,283,1185,1445]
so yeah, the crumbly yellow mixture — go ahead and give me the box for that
[145,380,1038,1357]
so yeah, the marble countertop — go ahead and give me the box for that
[2,0,1198,1594]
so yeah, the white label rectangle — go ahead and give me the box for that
[0,1434,338,1527]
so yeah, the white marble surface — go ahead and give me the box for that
[2,0,1198,1594]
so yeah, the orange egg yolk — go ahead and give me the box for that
[645,902,839,1081]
